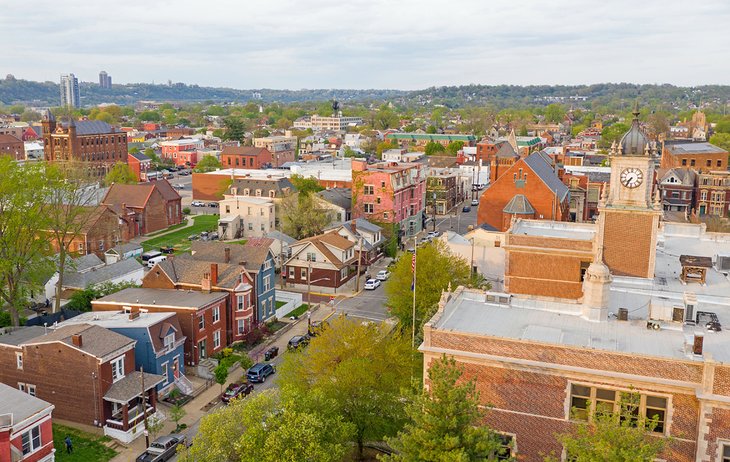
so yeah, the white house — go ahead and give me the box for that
[218,194,275,240]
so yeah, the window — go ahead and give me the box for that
[198,315,205,330]
[16,352,22,370]
[681,159,687,166]
[383,212,389,219]
[248,223,253,230]
[237,295,245,311]
[164,333,175,351]
[263,275,271,292]
[288,267,295,278]
[18,383,26,393]
[111,356,125,383]
[301,268,307,279]
[364,185,374,195]
[256,189,262,197]
[691,159,696,167]
[707,159,712,167]
[161,362,168,385]
[306,252,317,262]
[261,223,265,231]
[490,434,514,460]
[340,267,348,279]
[238,319,245,335]
[376,197,381,204]
[212,306,220,324]
[718,160,723,168]
[722,443,730,462]
[213,330,221,349]
[21,425,41,455]
[364,203,374,214]
[226,205,230,213]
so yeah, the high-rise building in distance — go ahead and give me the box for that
[99,70,112,89]
[60,73,80,108]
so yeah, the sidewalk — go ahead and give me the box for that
[109,306,335,461]
[130,218,196,245]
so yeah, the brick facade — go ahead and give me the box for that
[600,210,657,278]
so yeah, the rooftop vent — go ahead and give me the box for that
[618,308,628,321]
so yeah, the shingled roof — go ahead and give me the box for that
[27,324,134,359]
[155,256,251,289]
[523,152,569,201]
[188,241,273,273]
[102,180,180,209]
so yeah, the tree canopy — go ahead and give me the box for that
[424,141,445,156]
[289,174,324,195]
[104,162,138,186]
[279,193,332,240]
[194,155,222,173]
[446,141,465,155]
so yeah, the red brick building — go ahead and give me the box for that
[0,134,24,160]
[46,205,131,257]
[476,140,520,183]
[695,171,730,217]
[41,113,128,176]
[92,287,232,367]
[159,138,204,167]
[0,383,55,462]
[477,152,570,232]
[127,151,152,182]
[101,180,182,236]
[661,141,728,173]
[221,146,273,169]
[283,232,357,293]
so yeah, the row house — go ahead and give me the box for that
[351,159,426,239]
[253,135,297,167]
[192,173,295,201]
[696,171,730,218]
[159,138,204,167]
[0,324,163,444]
[0,383,55,462]
[218,194,275,240]
[283,232,357,293]
[657,168,697,214]
[426,173,459,216]
[93,287,231,369]
[562,172,607,222]
[102,180,182,236]
[221,146,273,169]
[327,218,384,266]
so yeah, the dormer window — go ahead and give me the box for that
[164,333,175,351]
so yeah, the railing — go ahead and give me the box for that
[105,404,154,431]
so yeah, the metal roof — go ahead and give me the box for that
[523,153,570,201]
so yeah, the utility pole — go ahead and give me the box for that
[354,236,363,292]
[141,366,149,448]
[411,236,417,349]
[431,192,437,233]
[307,261,311,311]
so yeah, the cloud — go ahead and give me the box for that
[4,0,729,89]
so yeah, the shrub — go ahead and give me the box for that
[183,207,191,215]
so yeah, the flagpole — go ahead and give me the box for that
[411,236,417,349]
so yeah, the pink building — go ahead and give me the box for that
[159,139,204,167]
[352,159,426,239]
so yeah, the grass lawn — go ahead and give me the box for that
[53,424,117,462]
[275,300,287,309]
[145,219,189,237]
[142,215,218,253]
[286,303,309,318]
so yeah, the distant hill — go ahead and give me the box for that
[1,76,728,108]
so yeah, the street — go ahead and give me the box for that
[426,187,486,236]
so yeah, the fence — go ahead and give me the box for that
[275,290,303,318]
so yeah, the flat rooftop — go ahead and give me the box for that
[58,310,176,329]
[93,288,227,309]
[510,220,597,241]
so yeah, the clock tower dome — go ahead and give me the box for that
[597,104,662,278]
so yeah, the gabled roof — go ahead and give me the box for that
[289,232,355,270]
[659,167,697,186]
[156,256,251,289]
[102,180,180,208]
[26,324,134,359]
[221,146,270,157]
[61,120,114,135]
[265,230,297,245]
[129,151,151,162]
[317,188,352,210]
[188,241,273,273]
[63,258,143,289]
[495,141,519,159]
[503,194,536,215]
[73,253,105,273]
[523,153,570,201]
[342,218,382,235]
[106,242,143,256]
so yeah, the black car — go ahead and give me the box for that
[159,246,175,254]
[247,363,275,383]
[462,205,471,212]
[308,320,328,337]
[264,346,279,361]
[287,335,309,350]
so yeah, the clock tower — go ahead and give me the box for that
[597,105,662,278]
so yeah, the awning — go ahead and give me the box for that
[104,372,165,404]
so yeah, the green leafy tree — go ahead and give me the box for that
[385,240,485,343]
[280,193,332,239]
[544,393,668,462]
[376,139,398,157]
[0,158,55,326]
[426,125,437,134]
[214,363,229,393]
[715,118,730,134]
[139,110,161,122]
[600,122,630,148]
[194,155,222,173]
[66,280,140,311]
[424,142,445,156]
[446,141,465,156]
[104,162,137,186]
[571,124,587,137]
[289,174,324,195]
[544,103,566,124]
[223,116,247,143]
[278,315,413,459]
[709,133,730,154]
[383,355,506,461]
[170,404,186,430]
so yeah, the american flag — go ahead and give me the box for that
[411,253,416,273]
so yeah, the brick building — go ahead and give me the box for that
[661,141,727,173]
[385,132,476,148]
[283,232,357,293]
[159,138,204,167]
[192,172,295,201]
[0,133,24,160]
[476,139,520,183]
[221,146,273,169]
[477,152,570,232]
[351,159,426,239]
[92,288,231,369]
[127,151,152,182]
[46,205,130,257]
[101,180,182,236]
[426,173,459,215]
[253,135,297,167]
[657,168,696,214]
[562,171,607,222]
[41,113,128,176]
[696,171,730,217]
[0,382,55,462]
[0,324,163,443]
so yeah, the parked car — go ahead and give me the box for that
[178,170,190,176]
[471,199,479,206]
[376,270,390,281]
[308,320,328,337]
[208,202,219,208]
[264,346,279,361]
[462,205,471,212]
[427,231,440,239]
[364,278,381,290]
[159,246,175,254]
[187,234,199,241]
[221,382,254,404]
[247,363,275,383]
[136,434,188,462]
[287,335,310,350]
[200,231,209,241]
[209,232,219,240]
[191,201,205,207]
[173,183,185,190]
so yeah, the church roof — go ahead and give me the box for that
[523,153,570,201]
[503,194,535,215]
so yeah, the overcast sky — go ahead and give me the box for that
[4,0,729,90]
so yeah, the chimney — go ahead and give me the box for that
[351,221,357,235]
[201,272,211,292]
[71,334,83,347]
[210,263,218,286]
[224,247,231,264]
[693,333,704,356]
[129,311,140,321]
[239,260,247,267]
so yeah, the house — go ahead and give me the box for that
[253,135,297,167]
[187,241,277,328]
[695,170,730,217]
[265,230,297,269]
[159,138,204,167]
[0,382,55,462]
[104,242,144,264]
[102,180,183,236]
[220,146,273,169]
[92,288,230,370]
[316,188,352,225]
[192,173,295,202]
[327,218,384,266]
[426,172,459,215]
[477,152,570,232]
[218,194,275,240]
[45,205,130,258]
[0,324,163,444]
[58,310,187,396]
[283,232,357,293]
[60,258,144,297]
[661,141,728,172]
[128,151,152,182]
[657,168,696,214]
[351,159,426,240]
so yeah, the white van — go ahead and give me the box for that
[141,250,162,263]
[147,255,167,268]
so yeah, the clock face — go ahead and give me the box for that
[620,168,643,188]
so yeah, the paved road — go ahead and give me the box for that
[426,188,486,236]
[334,285,390,322]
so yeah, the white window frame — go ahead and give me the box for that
[237,319,245,335]
[160,361,169,386]
[27,384,36,397]
[718,440,730,462]
[21,424,42,455]
[237,295,245,311]
[213,330,221,349]
[164,333,175,352]
[263,275,271,292]
[18,383,26,393]
[212,306,220,324]
[16,352,23,370]
[198,315,205,330]
[111,355,125,383]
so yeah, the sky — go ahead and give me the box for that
[3,0,730,90]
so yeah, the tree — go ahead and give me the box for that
[223,116,247,143]
[710,133,730,154]
[104,162,137,186]
[170,404,186,430]
[600,123,630,148]
[0,158,55,326]
[376,139,398,157]
[289,174,324,195]
[383,355,505,461]
[66,280,140,311]
[194,156,222,173]
[544,393,668,462]
[139,110,161,122]
[544,103,566,124]
[385,240,484,344]
[426,125,437,134]
[278,315,413,459]
[424,142,445,156]
[446,141,465,156]
[280,193,332,240]
[214,363,228,393]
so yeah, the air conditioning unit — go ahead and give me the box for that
[715,254,730,271]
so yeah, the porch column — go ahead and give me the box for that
[149,389,157,410]
[122,404,129,431]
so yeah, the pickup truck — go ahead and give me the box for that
[136,434,187,462]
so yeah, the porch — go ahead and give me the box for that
[103,371,165,443]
